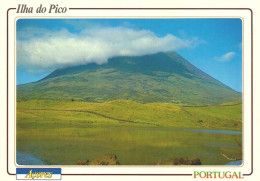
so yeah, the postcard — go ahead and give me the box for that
[0,0,259,181]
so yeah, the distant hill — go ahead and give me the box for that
[17,52,241,105]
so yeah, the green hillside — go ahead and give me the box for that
[17,52,241,105]
[16,99,242,165]
[16,52,242,165]
[17,99,242,130]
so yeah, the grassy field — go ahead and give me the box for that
[16,100,242,165]
[17,100,242,130]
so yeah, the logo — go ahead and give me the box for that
[16,168,61,180]
[194,171,244,179]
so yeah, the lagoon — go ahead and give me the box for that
[16,151,45,165]
[17,127,242,165]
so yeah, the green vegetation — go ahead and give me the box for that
[17,100,242,130]
[16,52,242,165]
[17,100,242,165]
[17,52,241,105]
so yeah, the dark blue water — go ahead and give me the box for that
[226,160,242,165]
[16,151,45,165]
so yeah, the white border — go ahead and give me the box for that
[7,9,252,176]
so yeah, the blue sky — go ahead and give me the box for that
[17,19,242,92]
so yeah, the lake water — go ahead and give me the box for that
[16,151,45,165]
[227,160,242,165]
[17,128,242,165]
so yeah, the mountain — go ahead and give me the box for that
[17,52,241,105]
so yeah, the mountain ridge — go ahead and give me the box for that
[17,51,241,105]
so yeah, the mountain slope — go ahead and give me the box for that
[17,52,241,105]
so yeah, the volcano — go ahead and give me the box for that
[17,52,241,105]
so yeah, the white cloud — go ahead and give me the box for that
[17,26,202,73]
[214,52,236,62]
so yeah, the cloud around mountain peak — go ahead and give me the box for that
[17,26,202,73]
